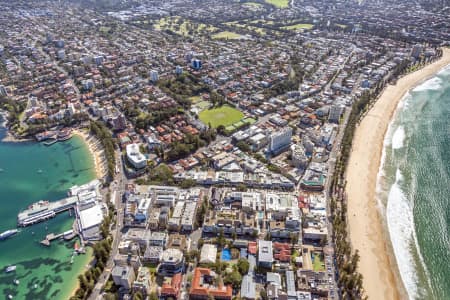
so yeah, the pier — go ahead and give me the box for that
[17,196,78,227]
[40,229,76,246]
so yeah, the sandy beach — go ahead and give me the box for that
[73,129,108,179]
[346,48,450,300]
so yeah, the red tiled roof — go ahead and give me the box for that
[190,268,232,300]
[161,273,182,297]
[248,241,257,255]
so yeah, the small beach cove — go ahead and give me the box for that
[0,114,97,300]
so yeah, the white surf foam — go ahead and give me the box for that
[386,169,418,299]
[413,77,443,92]
[392,126,405,150]
[437,64,450,76]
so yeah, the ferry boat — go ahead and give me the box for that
[17,200,54,227]
[5,265,16,273]
[0,229,18,241]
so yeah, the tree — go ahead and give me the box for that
[217,124,226,135]
[133,291,144,300]
[237,258,250,275]
[149,292,158,300]
[217,229,226,249]
[224,269,242,289]
[236,141,251,152]
[260,290,268,300]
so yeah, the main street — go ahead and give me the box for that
[89,151,126,300]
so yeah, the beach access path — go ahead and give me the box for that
[346,48,450,300]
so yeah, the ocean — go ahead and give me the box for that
[377,65,450,300]
[0,116,96,300]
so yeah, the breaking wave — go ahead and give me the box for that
[386,169,418,299]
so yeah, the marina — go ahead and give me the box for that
[36,128,73,146]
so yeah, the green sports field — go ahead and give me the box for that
[198,105,244,128]
[265,0,289,8]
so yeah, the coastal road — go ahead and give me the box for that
[89,152,126,300]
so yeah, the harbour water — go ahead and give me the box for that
[377,65,450,299]
[0,116,96,299]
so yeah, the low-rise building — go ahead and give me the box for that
[112,265,135,290]
[158,248,184,275]
[189,268,233,300]
[199,244,217,264]
[126,143,147,169]
[133,267,151,296]
[161,273,182,299]
[258,240,273,269]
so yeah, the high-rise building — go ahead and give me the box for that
[192,59,202,70]
[185,51,194,63]
[94,56,104,65]
[269,127,292,154]
[328,105,342,123]
[150,70,159,82]
[57,49,65,60]
[54,39,64,48]
[0,85,8,97]
[291,144,308,169]
[410,44,422,59]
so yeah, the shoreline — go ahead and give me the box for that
[0,118,108,181]
[346,48,450,300]
[73,128,108,180]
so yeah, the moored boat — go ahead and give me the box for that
[5,265,16,273]
[0,229,18,241]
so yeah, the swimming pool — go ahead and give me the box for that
[221,249,232,261]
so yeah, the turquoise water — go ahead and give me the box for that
[221,249,232,261]
[0,118,96,300]
[378,65,450,300]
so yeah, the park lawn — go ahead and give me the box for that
[198,105,244,128]
[244,2,263,7]
[282,23,314,30]
[99,26,111,33]
[212,31,243,40]
[189,96,202,103]
[265,0,289,8]
[312,252,325,272]
[155,16,218,36]
[195,101,211,111]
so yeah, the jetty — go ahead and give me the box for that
[40,229,76,246]
[17,196,78,227]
